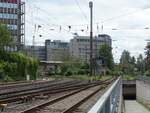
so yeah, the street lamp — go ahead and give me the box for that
[89,1,93,76]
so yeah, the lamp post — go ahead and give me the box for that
[89,1,93,76]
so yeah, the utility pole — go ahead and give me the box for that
[89,1,93,76]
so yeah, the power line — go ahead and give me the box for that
[26,13,150,33]
[25,2,76,34]
[101,8,148,23]
[27,1,88,28]
[25,1,150,36]
[25,1,58,24]
[74,0,89,23]
[25,8,69,33]
[25,1,145,29]
[25,1,150,27]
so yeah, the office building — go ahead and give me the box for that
[45,40,69,61]
[70,34,112,62]
[25,46,46,61]
[0,0,25,51]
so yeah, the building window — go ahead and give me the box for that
[0,3,18,8]
[0,13,17,19]
[7,24,17,30]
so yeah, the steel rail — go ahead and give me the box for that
[0,81,83,103]
[0,80,59,90]
[19,78,115,113]
[0,81,91,103]
[0,78,114,103]
[0,80,77,93]
[62,85,108,113]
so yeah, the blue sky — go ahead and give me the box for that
[23,0,150,62]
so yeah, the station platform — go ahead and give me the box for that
[125,101,150,113]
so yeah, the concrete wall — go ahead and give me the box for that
[136,79,150,109]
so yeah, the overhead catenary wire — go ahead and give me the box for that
[74,0,89,23]
[26,13,150,35]
[25,8,72,34]
[25,14,73,45]
[26,0,89,28]
[24,0,150,43]
[101,8,149,23]
[25,0,150,28]
[25,0,150,33]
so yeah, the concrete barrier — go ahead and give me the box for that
[136,76,150,109]
[88,77,122,113]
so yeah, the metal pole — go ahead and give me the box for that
[89,1,93,76]
[32,35,35,57]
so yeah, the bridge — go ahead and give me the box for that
[88,76,150,113]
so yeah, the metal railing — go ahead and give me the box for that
[88,77,122,113]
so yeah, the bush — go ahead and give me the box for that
[0,50,39,81]
[80,63,89,69]
[64,69,73,76]
[48,70,55,76]
[3,75,14,82]
[144,70,150,77]
[0,68,5,79]
[77,69,86,75]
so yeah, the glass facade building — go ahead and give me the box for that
[0,0,25,51]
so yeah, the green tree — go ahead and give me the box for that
[99,44,114,70]
[120,50,131,65]
[120,50,134,74]
[0,24,39,81]
[144,46,150,74]
[0,50,39,81]
[0,24,12,50]
[136,54,145,74]
[131,56,136,65]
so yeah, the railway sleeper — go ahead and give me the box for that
[34,94,49,100]
[20,96,35,103]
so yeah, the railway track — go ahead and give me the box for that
[0,80,57,90]
[19,78,115,113]
[0,78,113,103]
[0,79,65,91]
[0,80,83,103]
[0,78,116,113]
